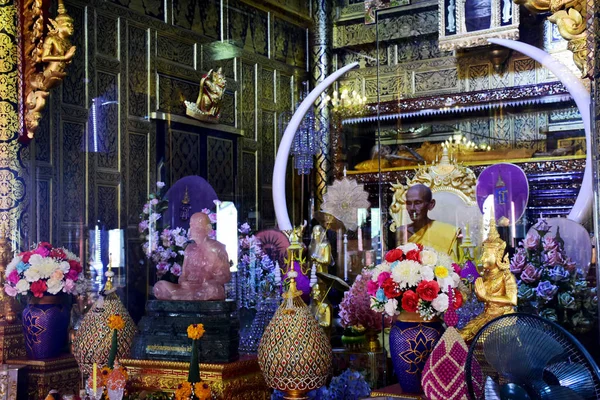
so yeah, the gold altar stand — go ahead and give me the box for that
[121,356,270,399]
[371,384,424,399]
[6,354,80,399]
[0,324,25,362]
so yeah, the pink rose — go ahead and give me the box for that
[4,285,17,297]
[7,270,19,285]
[367,280,379,296]
[51,270,64,281]
[510,252,527,274]
[544,249,563,266]
[377,271,392,286]
[522,233,540,250]
[170,263,182,277]
[33,246,50,257]
[521,264,542,283]
[63,279,75,293]
[65,268,79,281]
[542,235,558,251]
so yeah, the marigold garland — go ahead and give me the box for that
[193,382,211,400]
[107,314,125,330]
[187,323,205,340]
[174,382,193,400]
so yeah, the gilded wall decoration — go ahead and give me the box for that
[173,0,220,39]
[127,132,148,225]
[241,150,257,224]
[36,180,50,241]
[157,34,195,68]
[0,170,24,210]
[0,71,17,103]
[157,74,199,115]
[413,68,459,94]
[278,73,292,112]
[0,102,17,140]
[468,64,490,91]
[97,185,118,229]
[96,14,118,58]
[207,136,234,200]
[128,25,148,117]
[97,71,119,169]
[107,0,164,21]
[241,62,256,139]
[514,58,536,86]
[61,121,85,224]
[228,3,268,57]
[61,4,85,107]
[170,130,200,183]
[261,68,275,104]
[220,91,236,127]
[262,111,275,186]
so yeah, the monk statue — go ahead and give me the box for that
[397,184,460,260]
[459,219,517,342]
[153,213,231,301]
[309,225,331,274]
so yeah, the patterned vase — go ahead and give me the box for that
[22,295,71,359]
[389,312,443,394]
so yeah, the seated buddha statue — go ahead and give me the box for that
[459,219,517,342]
[153,212,231,301]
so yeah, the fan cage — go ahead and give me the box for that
[465,313,600,400]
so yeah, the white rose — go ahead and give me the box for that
[399,243,419,253]
[28,254,43,266]
[431,293,449,312]
[421,266,434,281]
[420,250,438,266]
[6,256,21,275]
[59,261,71,273]
[15,279,30,294]
[384,298,399,317]
[46,278,64,295]
[24,267,41,283]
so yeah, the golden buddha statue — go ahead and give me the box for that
[459,219,517,342]
[309,225,331,274]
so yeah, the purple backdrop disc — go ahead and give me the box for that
[476,163,529,223]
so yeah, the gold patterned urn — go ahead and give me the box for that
[257,230,332,400]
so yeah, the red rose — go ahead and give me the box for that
[401,290,419,313]
[39,242,52,249]
[453,288,463,308]
[68,259,82,273]
[50,248,66,260]
[30,280,47,298]
[406,249,420,262]
[382,277,402,299]
[66,268,79,281]
[20,251,32,263]
[385,249,404,263]
[416,280,440,302]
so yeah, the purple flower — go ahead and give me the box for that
[522,232,540,250]
[156,262,169,277]
[542,235,558,251]
[208,213,217,224]
[239,222,251,235]
[170,263,182,277]
[510,252,527,274]
[544,248,563,266]
[138,220,149,233]
[564,259,577,272]
[150,198,159,206]
[521,264,542,283]
[548,266,569,282]
[536,280,558,302]
[156,181,165,189]
[201,208,211,215]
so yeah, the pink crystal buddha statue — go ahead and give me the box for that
[153,212,231,301]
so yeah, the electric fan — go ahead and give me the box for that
[465,313,600,400]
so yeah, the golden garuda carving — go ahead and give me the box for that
[514,0,589,77]
[185,68,226,123]
[389,148,477,232]
[23,0,76,143]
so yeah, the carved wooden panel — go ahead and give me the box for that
[261,111,275,185]
[241,62,256,139]
[62,4,85,107]
[106,0,165,21]
[128,25,148,117]
[241,150,257,225]
[128,132,148,225]
[172,0,220,39]
[96,14,118,58]
[207,136,234,201]
[61,122,86,223]
[97,72,119,169]
[36,180,51,243]
[157,33,195,68]
[228,2,268,57]
[157,74,199,115]
[170,130,201,183]
[97,185,119,229]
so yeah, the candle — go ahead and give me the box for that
[92,362,97,393]
[358,226,363,252]
[337,229,343,275]
[343,166,347,177]
[343,233,348,281]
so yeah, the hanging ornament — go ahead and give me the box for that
[179,186,192,221]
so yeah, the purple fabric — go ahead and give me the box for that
[164,176,218,231]
[476,163,529,222]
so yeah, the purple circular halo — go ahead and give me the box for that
[476,163,529,223]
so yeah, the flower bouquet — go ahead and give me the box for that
[510,219,598,333]
[4,242,84,298]
[172,324,211,400]
[340,269,393,330]
[368,243,462,320]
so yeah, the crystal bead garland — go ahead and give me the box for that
[290,83,320,175]
[239,294,280,355]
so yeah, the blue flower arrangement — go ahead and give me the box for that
[271,369,371,400]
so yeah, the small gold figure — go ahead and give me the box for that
[310,284,332,336]
[185,68,226,123]
[24,0,76,140]
[309,225,331,274]
[459,219,518,342]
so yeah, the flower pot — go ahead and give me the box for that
[389,312,443,394]
[22,295,71,359]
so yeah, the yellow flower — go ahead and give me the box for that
[187,323,205,340]
[174,381,192,400]
[193,381,211,400]
[434,266,449,279]
[107,314,125,330]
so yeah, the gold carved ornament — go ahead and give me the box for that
[22,0,76,143]
[389,149,477,232]
[184,67,226,123]
[513,0,589,77]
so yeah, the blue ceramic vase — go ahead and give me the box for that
[389,312,443,394]
[22,295,71,359]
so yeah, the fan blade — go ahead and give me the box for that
[530,384,585,400]
[483,322,564,383]
[499,383,532,400]
[543,362,595,399]
[485,376,501,400]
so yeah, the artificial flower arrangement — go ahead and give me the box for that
[86,314,129,400]
[139,182,216,283]
[4,242,84,298]
[272,369,371,400]
[368,243,463,320]
[236,222,277,309]
[510,219,598,333]
[339,269,393,331]
[173,324,211,400]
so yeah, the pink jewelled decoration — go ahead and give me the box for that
[421,327,483,400]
